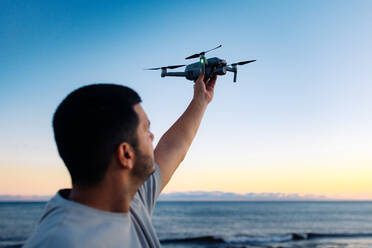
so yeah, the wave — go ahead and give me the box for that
[0,241,24,248]
[2,233,372,247]
[160,232,372,245]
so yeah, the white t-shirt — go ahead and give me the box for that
[23,164,162,248]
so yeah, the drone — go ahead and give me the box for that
[145,45,256,83]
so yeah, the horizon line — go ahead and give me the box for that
[1,191,372,202]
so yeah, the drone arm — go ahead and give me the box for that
[164,72,187,77]
[225,66,234,72]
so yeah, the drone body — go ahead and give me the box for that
[162,57,226,81]
[146,45,256,83]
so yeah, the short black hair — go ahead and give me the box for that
[53,84,142,186]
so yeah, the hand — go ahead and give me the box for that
[193,71,217,105]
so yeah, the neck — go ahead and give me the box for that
[68,177,140,213]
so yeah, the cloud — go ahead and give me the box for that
[0,195,51,201]
[158,191,334,201]
[0,191,361,202]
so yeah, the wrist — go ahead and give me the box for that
[191,97,208,110]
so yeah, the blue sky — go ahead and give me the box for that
[1,0,372,197]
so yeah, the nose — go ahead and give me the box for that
[150,132,154,142]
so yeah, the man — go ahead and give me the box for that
[24,72,217,247]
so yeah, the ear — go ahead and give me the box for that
[116,142,136,170]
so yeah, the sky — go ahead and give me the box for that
[1,0,371,200]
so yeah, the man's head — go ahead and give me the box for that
[53,84,154,187]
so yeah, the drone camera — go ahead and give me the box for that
[214,67,227,76]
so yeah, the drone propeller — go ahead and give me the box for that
[227,60,256,82]
[230,60,256,66]
[145,64,186,70]
[185,45,222,60]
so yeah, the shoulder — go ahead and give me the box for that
[24,190,132,248]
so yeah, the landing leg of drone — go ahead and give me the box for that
[233,65,237,83]
[225,65,238,83]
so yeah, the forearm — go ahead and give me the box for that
[159,98,207,157]
[154,98,208,189]
[155,73,216,190]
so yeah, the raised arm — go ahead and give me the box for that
[154,73,217,191]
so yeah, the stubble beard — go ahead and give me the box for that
[131,148,155,181]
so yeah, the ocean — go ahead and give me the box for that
[1,201,372,247]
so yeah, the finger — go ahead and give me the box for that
[207,75,217,90]
[207,75,216,85]
[195,69,204,83]
[204,76,210,84]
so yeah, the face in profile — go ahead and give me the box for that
[131,104,155,180]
